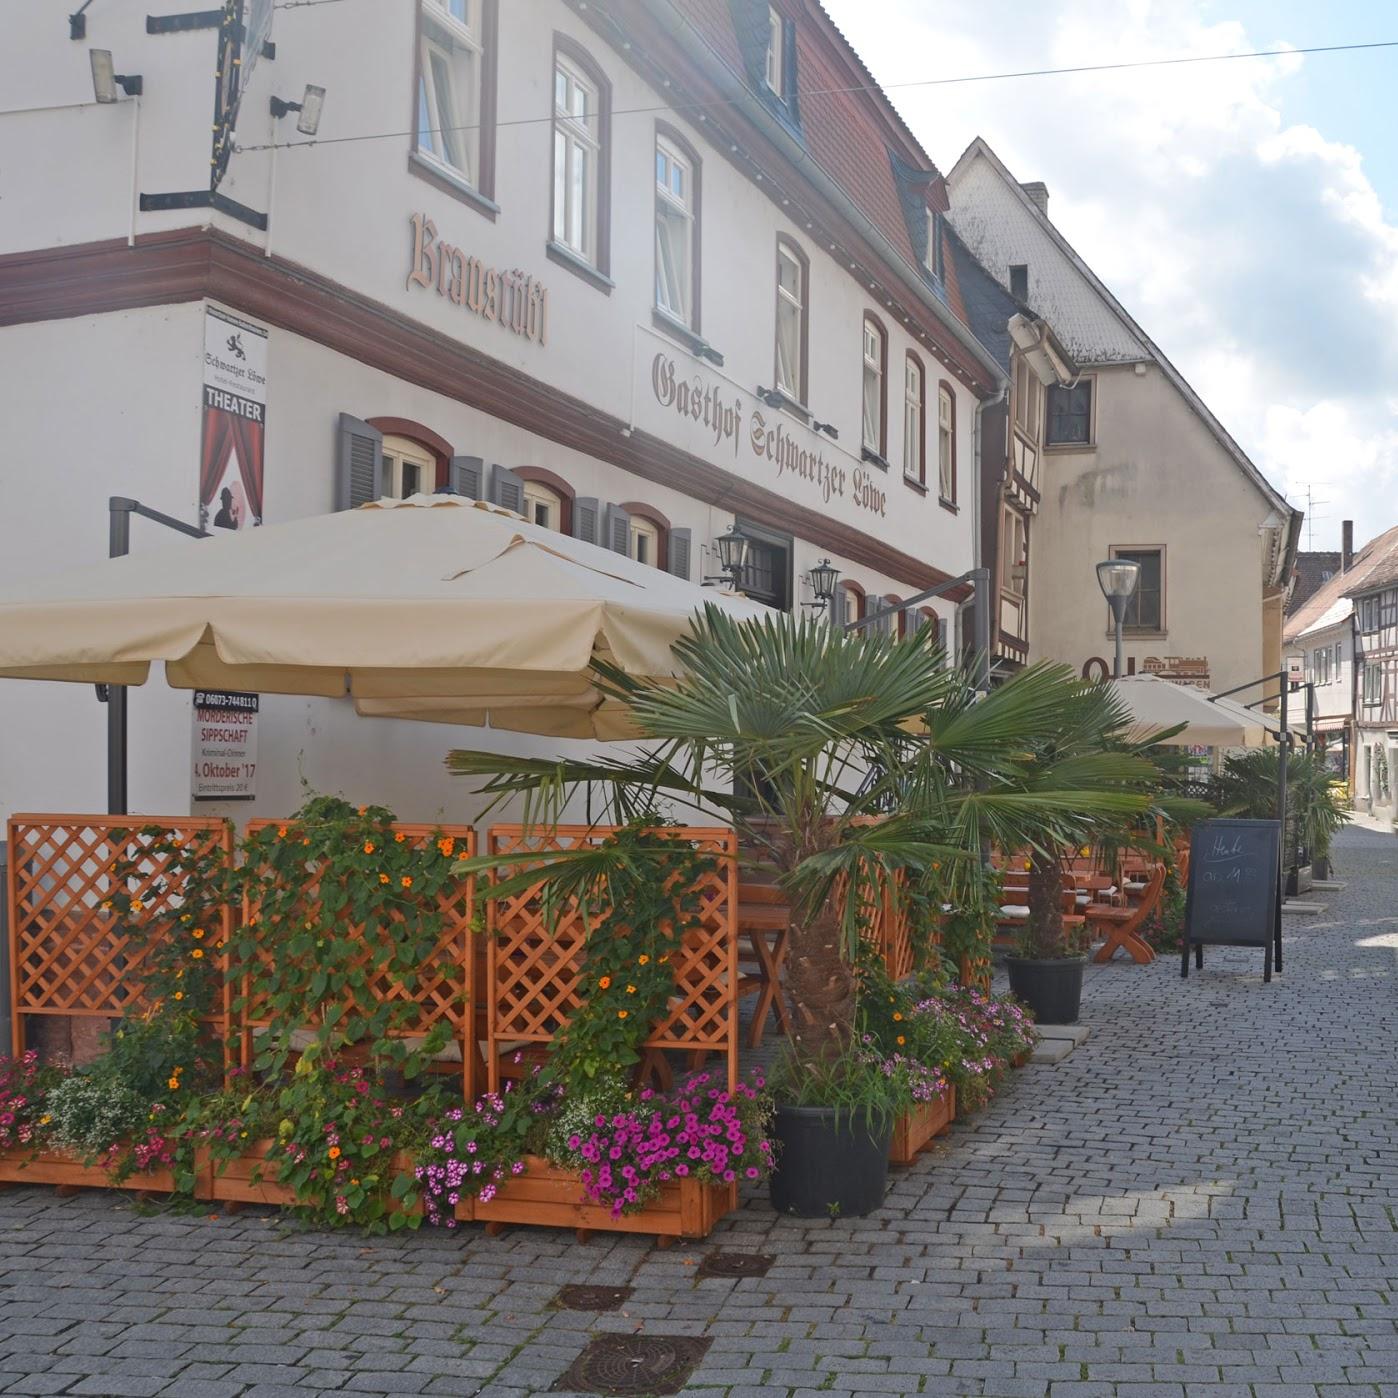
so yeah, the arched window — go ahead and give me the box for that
[551,35,612,279]
[381,435,437,500]
[839,580,866,631]
[903,353,926,486]
[862,313,887,459]
[774,236,809,404]
[515,466,575,534]
[880,594,905,639]
[655,124,701,331]
[938,381,957,506]
[619,502,671,570]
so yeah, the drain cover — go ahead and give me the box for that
[555,1334,711,1395]
[696,1250,774,1280]
[554,1284,634,1312]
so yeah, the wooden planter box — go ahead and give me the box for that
[889,1086,956,1166]
[458,1155,737,1241]
[203,1140,417,1212]
[0,1145,176,1195]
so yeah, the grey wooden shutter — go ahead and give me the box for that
[489,463,526,515]
[604,503,631,555]
[335,414,382,512]
[447,455,483,499]
[666,527,692,580]
[573,497,601,546]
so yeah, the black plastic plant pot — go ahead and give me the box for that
[1005,954,1086,1025]
[768,1105,892,1219]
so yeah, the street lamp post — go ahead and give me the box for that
[1096,559,1142,680]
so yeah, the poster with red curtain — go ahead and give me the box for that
[201,306,267,532]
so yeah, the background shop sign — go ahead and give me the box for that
[200,305,267,532]
[192,690,259,801]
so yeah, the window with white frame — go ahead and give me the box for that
[775,239,806,402]
[1363,662,1383,707]
[628,515,661,567]
[381,436,436,501]
[841,584,864,630]
[1013,354,1040,440]
[937,385,955,502]
[655,135,696,326]
[523,479,563,531]
[903,354,924,483]
[765,6,785,96]
[416,0,483,185]
[553,55,602,264]
[1001,507,1027,597]
[861,316,885,455]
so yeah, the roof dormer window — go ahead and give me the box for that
[765,7,785,96]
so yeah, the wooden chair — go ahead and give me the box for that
[1085,861,1166,964]
[735,881,791,1048]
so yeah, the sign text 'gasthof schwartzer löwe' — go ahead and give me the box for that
[406,212,548,346]
[650,352,887,520]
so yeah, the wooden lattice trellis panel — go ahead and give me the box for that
[6,815,233,1054]
[238,822,477,1092]
[485,826,738,1092]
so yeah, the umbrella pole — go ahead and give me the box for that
[102,497,209,815]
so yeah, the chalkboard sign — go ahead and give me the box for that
[1182,819,1282,982]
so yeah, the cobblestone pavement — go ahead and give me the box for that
[1,828,1395,1397]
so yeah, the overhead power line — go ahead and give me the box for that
[235,36,1398,154]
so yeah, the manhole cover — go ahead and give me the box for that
[555,1334,711,1395]
[554,1284,634,1312]
[696,1250,774,1280]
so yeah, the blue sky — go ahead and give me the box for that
[823,0,1398,552]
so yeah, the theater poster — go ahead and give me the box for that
[200,306,267,532]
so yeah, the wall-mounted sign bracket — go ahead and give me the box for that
[140,189,268,231]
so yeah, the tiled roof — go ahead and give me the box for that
[667,0,966,327]
[1287,551,1342,617]
[943,223,1020,373]
[1283,525,1398,642]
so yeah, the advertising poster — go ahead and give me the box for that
[201,305,267,532]
[192,690,259,801]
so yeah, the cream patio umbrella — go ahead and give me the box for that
[1108,674,1285,748]
[0,495,771,740]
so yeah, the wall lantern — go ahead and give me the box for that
[805,558,841,613]
[705,524,752,589]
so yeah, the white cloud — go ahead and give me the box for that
[823,0,1398,550]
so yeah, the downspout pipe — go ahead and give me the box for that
[645,0,1007,396]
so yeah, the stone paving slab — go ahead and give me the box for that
[0,828,1395,1396]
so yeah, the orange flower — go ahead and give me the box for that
[131,900,144,913]
[358,806,367,816]
[638,955,650,965]
[379,874,390,885]
[437,836,455,857]
[896,1035,906,1047]
[395,833,406,843]
[173,991,184,1001]
[625,984,637,995]
[192,928,205,940]
[277,825,288,837]
[363,841,375,855]
[302,838,311,846]
[191,948,205,960]
[328,1146,341,1160]
[598,976,612,990]
[892,1011,902,1022]
[1023,860,1032,871]
[400,875,413,889]
[617,1010,628,1020]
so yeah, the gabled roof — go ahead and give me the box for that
[1284,524,1398,642]
[1287,551,1342,617]
[946,136,1301,566]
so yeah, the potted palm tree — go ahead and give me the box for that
[448,609,1157,1217]
[1001,683,1182,1023]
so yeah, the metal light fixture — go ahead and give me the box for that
[89,48,142,102]
[812,420,839,440]
[755,386,785,409]
[1096,558,1141,679]
[805,557,840,614]
[704,524,752,589]
[270,84,326,136]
